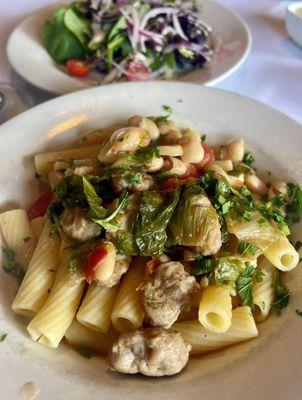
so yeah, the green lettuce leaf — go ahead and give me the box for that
[42,7,85,63]
[64,5,92,46]
[134,189,180,257]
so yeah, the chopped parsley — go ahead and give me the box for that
[75,345,94,359]
[243,151,255,166]
[237,242,259,257]
[1,246,24,282]
[271,272,290,316]
[126,172,142,186]
[287,183,302,215]
[161,105,173,114]
[192,253,215,276]
[295,310,302,317]
[236,266,264,308]
[68,258,82,274]
[154,171,172,182]
[294,241,302,251]
[0,333,7,342]
[201,134,206,142]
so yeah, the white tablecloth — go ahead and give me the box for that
[0,0,301,123]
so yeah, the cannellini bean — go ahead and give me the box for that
[128,115,143,127]
[245,175,267,196]
[164,130,182,144]
[212,160,233,172]
[159,121,177,135]
[181,140,204,164]
[219,146,229,160]
[158,145,183,157]
[271,181,288,195]
[139,118,160,141]
[145,155,164,172]
[205,163,231,183]
[98,127,150,163]
[159,254,171,263]
[228,173,244,188]
[182,129,201,142]
[169,157,187,176]
[94,242,116,283]
[227,139,245,162]
[200,276,209,289]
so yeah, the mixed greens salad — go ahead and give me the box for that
[43,0,213,82]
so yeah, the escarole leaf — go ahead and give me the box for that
[214,256,246,287]
[82,176,107,219]
[168,185,220,249]
[42,7,85,63]
[225,210,280,252]
[134,189,180,257]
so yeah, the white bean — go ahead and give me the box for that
[139,118,160,141]
[245,175,267,196]
[128,115,143,127]
[159,121,177,135]
[205,163,231,183]
[271,181,288,195]
[158,145,183,157]
[228,173,244,188]
[169,157,187,176]
[212,160,233,172]
[219,146,229,160]
[164,129,182,143]
[182,129,201,142]
[181,140,204,164]
[94,242,116,283]
[227,139,245,162]
[145,155,164,172]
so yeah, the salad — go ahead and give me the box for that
[1,111,301,377]
[42,0,213,82]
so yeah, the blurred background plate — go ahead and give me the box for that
[6,0,252,94]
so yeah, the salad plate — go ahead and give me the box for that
[0,82,301,400]
[6,0,252,94]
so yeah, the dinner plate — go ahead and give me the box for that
[0,82,301,400]
[6,0,252,94]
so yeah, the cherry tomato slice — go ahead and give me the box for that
[195,144,215,172]
[126,62,151,81]
[66,59,91,77]
[27,192,53,221]
[84,247,108,284]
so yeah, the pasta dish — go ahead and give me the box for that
[1,112,301,377]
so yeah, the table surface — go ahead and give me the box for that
[0,0,301,123]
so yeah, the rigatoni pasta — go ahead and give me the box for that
[264,236,299,271]
[12,220,61,316]
[0,209,36,269]
[77,283,118,333]
[174,306,258,354]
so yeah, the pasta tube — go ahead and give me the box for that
[12,220,60,316]
[0,209,36,270]
[65,320,118,355]
[76,283,118,333]
[174,306,258,354]
[27,258,85,348]
[252,259,275,322]
[111,258,145,332]
[198,285,232,333]
[264,236,299,271]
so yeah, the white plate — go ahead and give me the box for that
[6,1,252,94]
[0,82,301,400]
